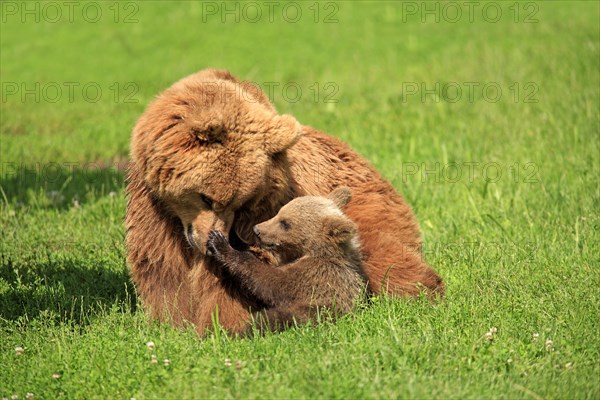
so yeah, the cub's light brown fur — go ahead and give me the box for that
[126,69,443,335]
[207,187,366,333]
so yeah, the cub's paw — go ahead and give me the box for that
[207,230,230,258]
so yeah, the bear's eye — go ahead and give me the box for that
[280,220,291,231]
[200,194,213,209]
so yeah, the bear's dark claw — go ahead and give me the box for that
[207,230,229,257]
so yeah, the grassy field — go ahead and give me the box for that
[1,1,599,398]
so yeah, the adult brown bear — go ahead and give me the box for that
[126,69,443,335]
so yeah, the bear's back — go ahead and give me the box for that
[285,248,365,315]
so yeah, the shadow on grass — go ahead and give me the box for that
[0,160,127,209]
[0,255,137,324]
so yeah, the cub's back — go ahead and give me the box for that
[286,255,365,314]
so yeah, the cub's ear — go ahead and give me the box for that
[322,215,357,243]
[328,186,352,209]
[264,114,302,154]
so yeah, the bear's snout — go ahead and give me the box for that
[253,225,261,237]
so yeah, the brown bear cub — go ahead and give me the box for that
[207,187,366,333]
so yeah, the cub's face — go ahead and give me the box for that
[253,188,356,258]
[131,70,301,254]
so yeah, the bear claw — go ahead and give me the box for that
[207,230,229,256]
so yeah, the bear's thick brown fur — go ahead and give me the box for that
[126,68,443,335]
[206,187,367,333]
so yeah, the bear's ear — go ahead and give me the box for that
[328,186,352,209]
[198,68,239,83]
[322,215,357,243]
[264,114,302,154]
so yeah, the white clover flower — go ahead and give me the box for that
[146,341,155,351]
[150,354,158,364]
[485,331,494,341]
[532,333,540,341]
[565,362,573,369]
[490,327,498,334]
[164,359,170,366]
[52,373,60,379]
[224,358,232,367]
[15,346,24,356]
[545,339,554,350]
[507,358,513,363]
[25,394,33,400]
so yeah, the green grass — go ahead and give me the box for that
[1,1,599,398]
